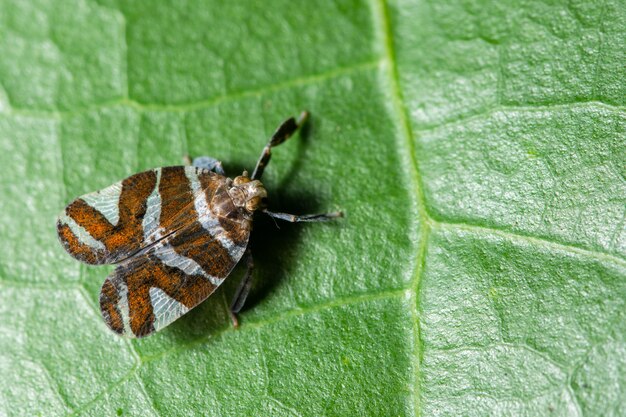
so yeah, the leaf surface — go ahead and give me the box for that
[0,0,623,415]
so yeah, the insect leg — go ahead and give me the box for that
[251,111,309,180]
[262,210,343,223]
[190,156,225,175]
[228,248,255,328]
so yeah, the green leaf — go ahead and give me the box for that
[0,0,623,415]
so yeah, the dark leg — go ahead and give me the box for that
[229,249,254,328]
[251,111,309,180]
[263,209,343,223]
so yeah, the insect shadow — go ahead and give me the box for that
[167,127,331,343]
[245,188,326,312]
[166,176,327,343]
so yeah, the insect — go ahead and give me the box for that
[57,112,341,337]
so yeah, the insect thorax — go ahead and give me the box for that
[227,174,267,214]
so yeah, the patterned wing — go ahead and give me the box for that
[57,166,226,265]
[99,217,250,337]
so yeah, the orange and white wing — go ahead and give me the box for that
[57,166,222,264]
[99,216,250,337]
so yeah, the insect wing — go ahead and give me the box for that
[57,166,223,265]
[100,219,250,337]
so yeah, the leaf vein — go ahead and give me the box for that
[374,1,431,415]
[413,101,625,133]
[140,288,408,364]
[6,60,382,119]
[66,366,139,417]
[436,221,626,268]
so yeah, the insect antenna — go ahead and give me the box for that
[251,111,309,180]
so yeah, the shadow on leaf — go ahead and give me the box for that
[159,125,332,344]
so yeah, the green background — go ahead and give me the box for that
[0,0,624,415]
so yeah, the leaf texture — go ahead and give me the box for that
[0,0,623,415]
